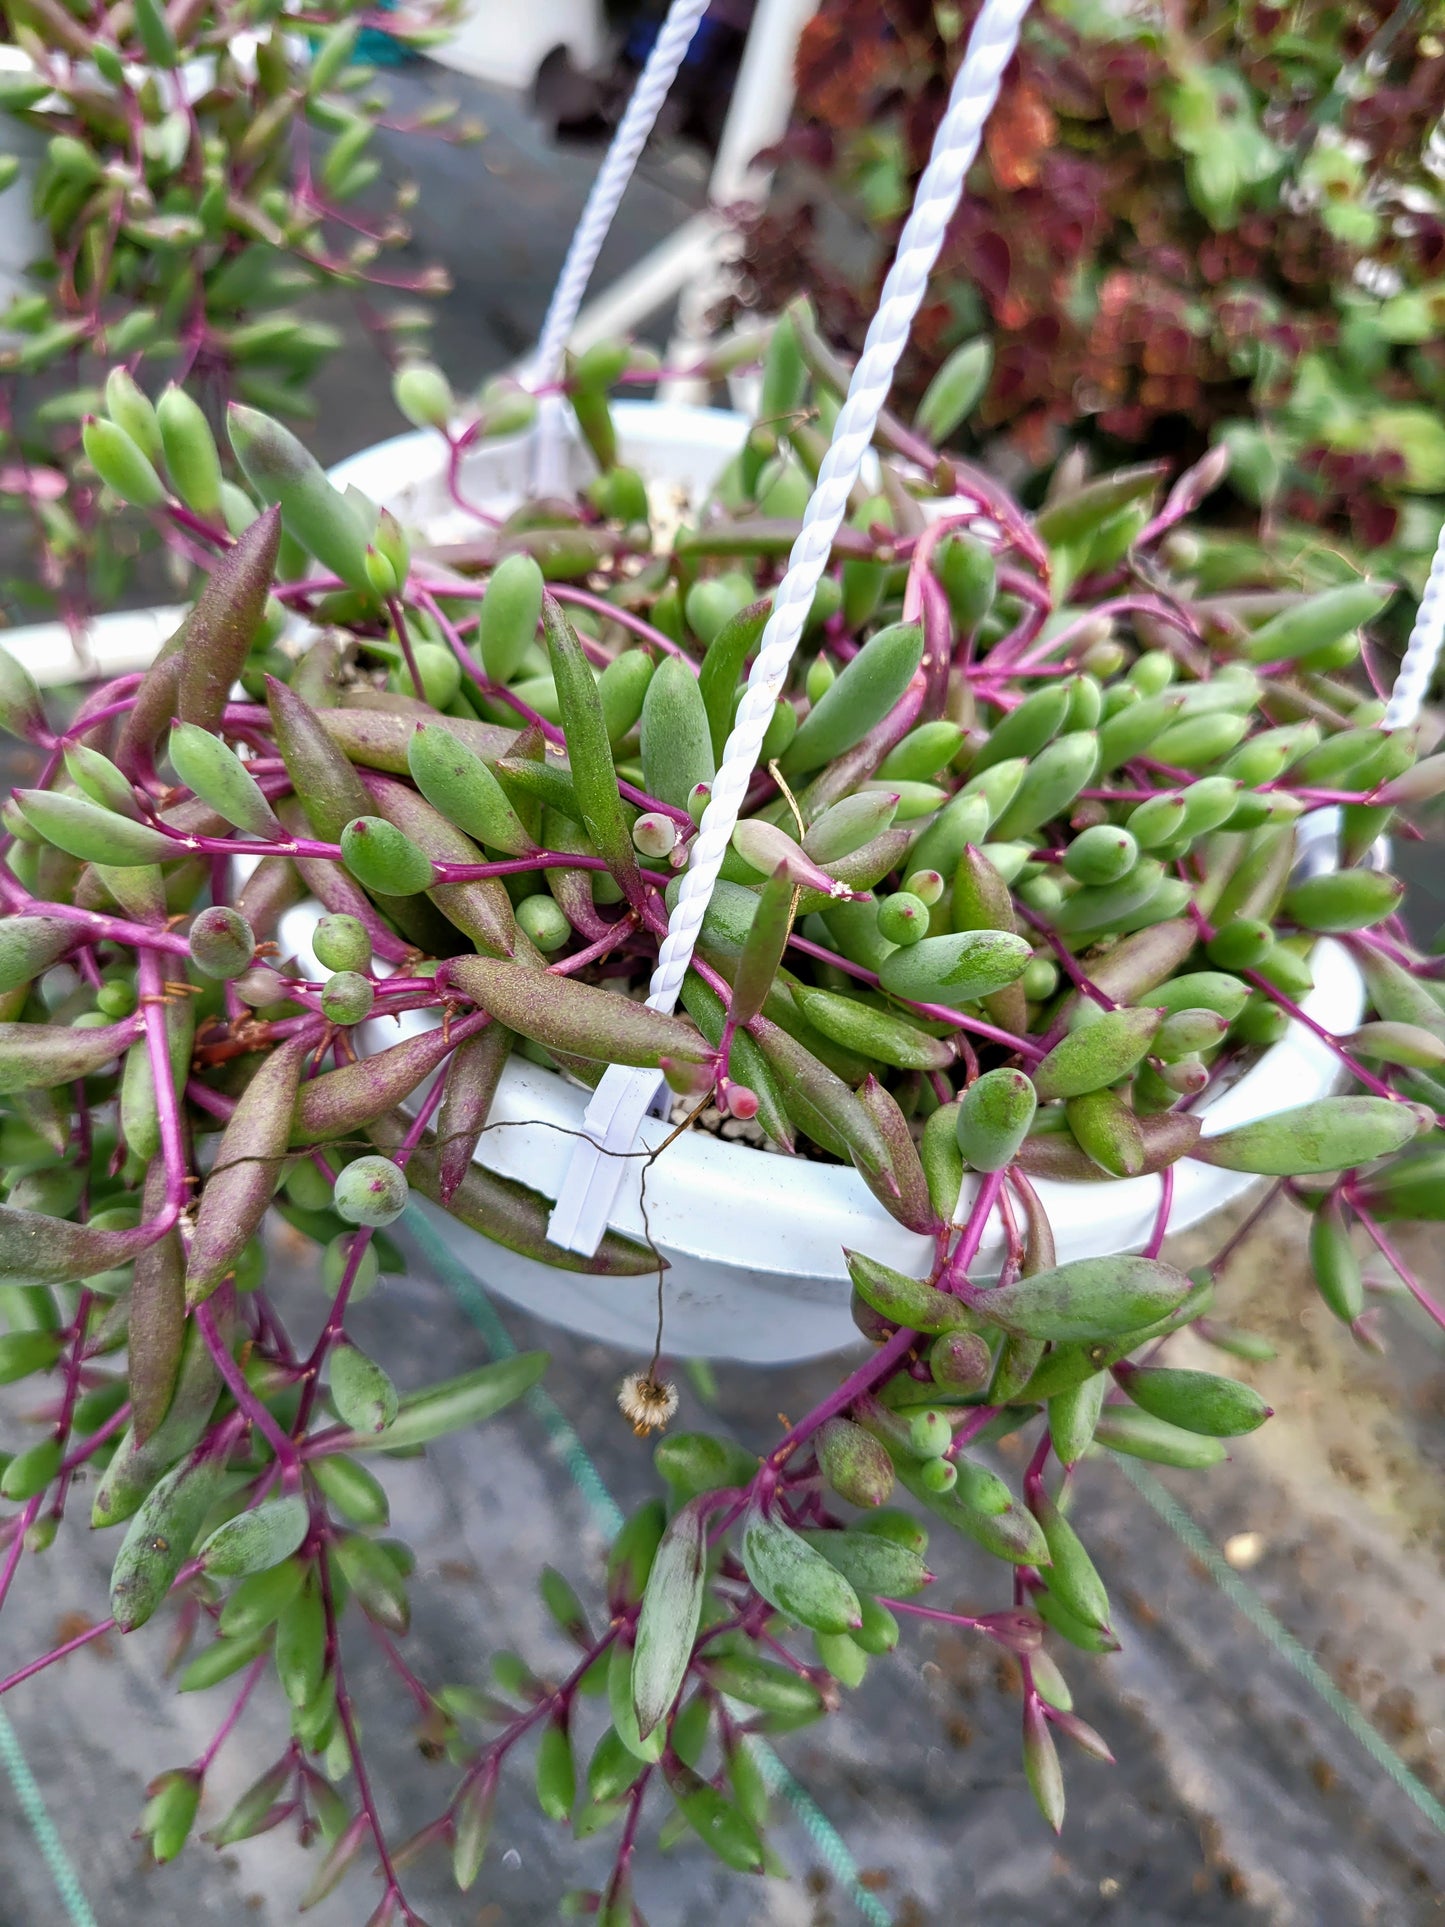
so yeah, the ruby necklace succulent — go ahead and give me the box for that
[0,328,1441,1919]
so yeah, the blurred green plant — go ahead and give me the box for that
[735,0,1445,589]
[0,0,475,618]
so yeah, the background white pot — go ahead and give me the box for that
[429,0,605,92]
[310,402,1367,1361]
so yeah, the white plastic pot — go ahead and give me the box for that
[306,402,1368,1361]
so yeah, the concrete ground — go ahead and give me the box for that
[1,58,1444,1927]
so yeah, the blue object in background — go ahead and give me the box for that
[356,0,416,66]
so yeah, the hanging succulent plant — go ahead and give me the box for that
[0,318,1440,1918]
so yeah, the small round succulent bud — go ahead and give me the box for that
[928,1330,992,1393]
[334,1155,409,1228]
[1159,1056,1209,1095]
[1206,916,1273,971]
[235,965,290,1009]
[188,906,255,980]
[365,547,400,599]
[322,1232,381,1303]
[313,913,372,975]
[392,359,454,431]
[631,812,677,859]
[96,978,137,1018]
[907,1408,952,1458]
[806,653,836,704]
[918,1456,958,1494]
[516,894,571,952]
[902,868,944,907]
[1063,824,1138,885]
[723,1083,759,1120]
[1129,649,1176,696]
[687,783,711,826]
[321,971,374,1025]
[1017,874,1063,917]
[876,892,929,946]
[388,642,461,711]
[817,1417,894,1507]
[1022,957,1059,1001]
[760,698,797,760]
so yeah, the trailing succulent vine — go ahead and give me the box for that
[0,306,1442,1920]
[0,0,470,617]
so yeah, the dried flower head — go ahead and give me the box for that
[617,1372,679,1437]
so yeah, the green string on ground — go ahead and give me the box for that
[0,1708,99,1927]
[405,1206,893,1927]
[1114,1455,1445,1836]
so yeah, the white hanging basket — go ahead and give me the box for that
[299,400,1367,1361]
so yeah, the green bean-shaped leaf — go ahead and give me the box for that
[729,864,796,1032]
[973,1255,1193,1342]
[179,507,281,728]
[15,789,173,866]
[0,915,77,993]
[406,722,537,855]
[340,1352,548,1452]
[169,723,282,838]
[0,1017,135,1096]
[632,1498,707,1739]
[844,1249,978,1334]
[1032,1490,1110,1631]
[188,1037,308,1304]
[198,1494,310,1578]
[228,404,371,592]
[1116,1362,1269,1437]
[790,982,952,1070]
[329,1339,400,1435]
[443,954,709,1068]
[955,1067,1037,1171]
[698,598,770,761]
[782,621,924,774]
[340,815,437,896]
[542,595,643,907]
[641,653,715,811]
[1192,1096,1425,1175]
[110,1444,227,1631]
[877,929,1031,1005]
[1032,1005,1161,1100]
[740,1503,862,1633]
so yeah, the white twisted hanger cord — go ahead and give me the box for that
[549,0,1036,1254]
[529,0,712,491]
[1384,517,1445,731]
[644,0,1033,1018]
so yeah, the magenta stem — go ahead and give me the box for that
[1241,968,1401,1103]
[137,951,189,1215]
[196,1654,267,1773]
[549,583,690,662]
[1143,1163,1174,1260]
[766,1170,1006,1471]
[1352,1206,1445,1333]
[784,933,1043,1059]
[195,1298,300,1477]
